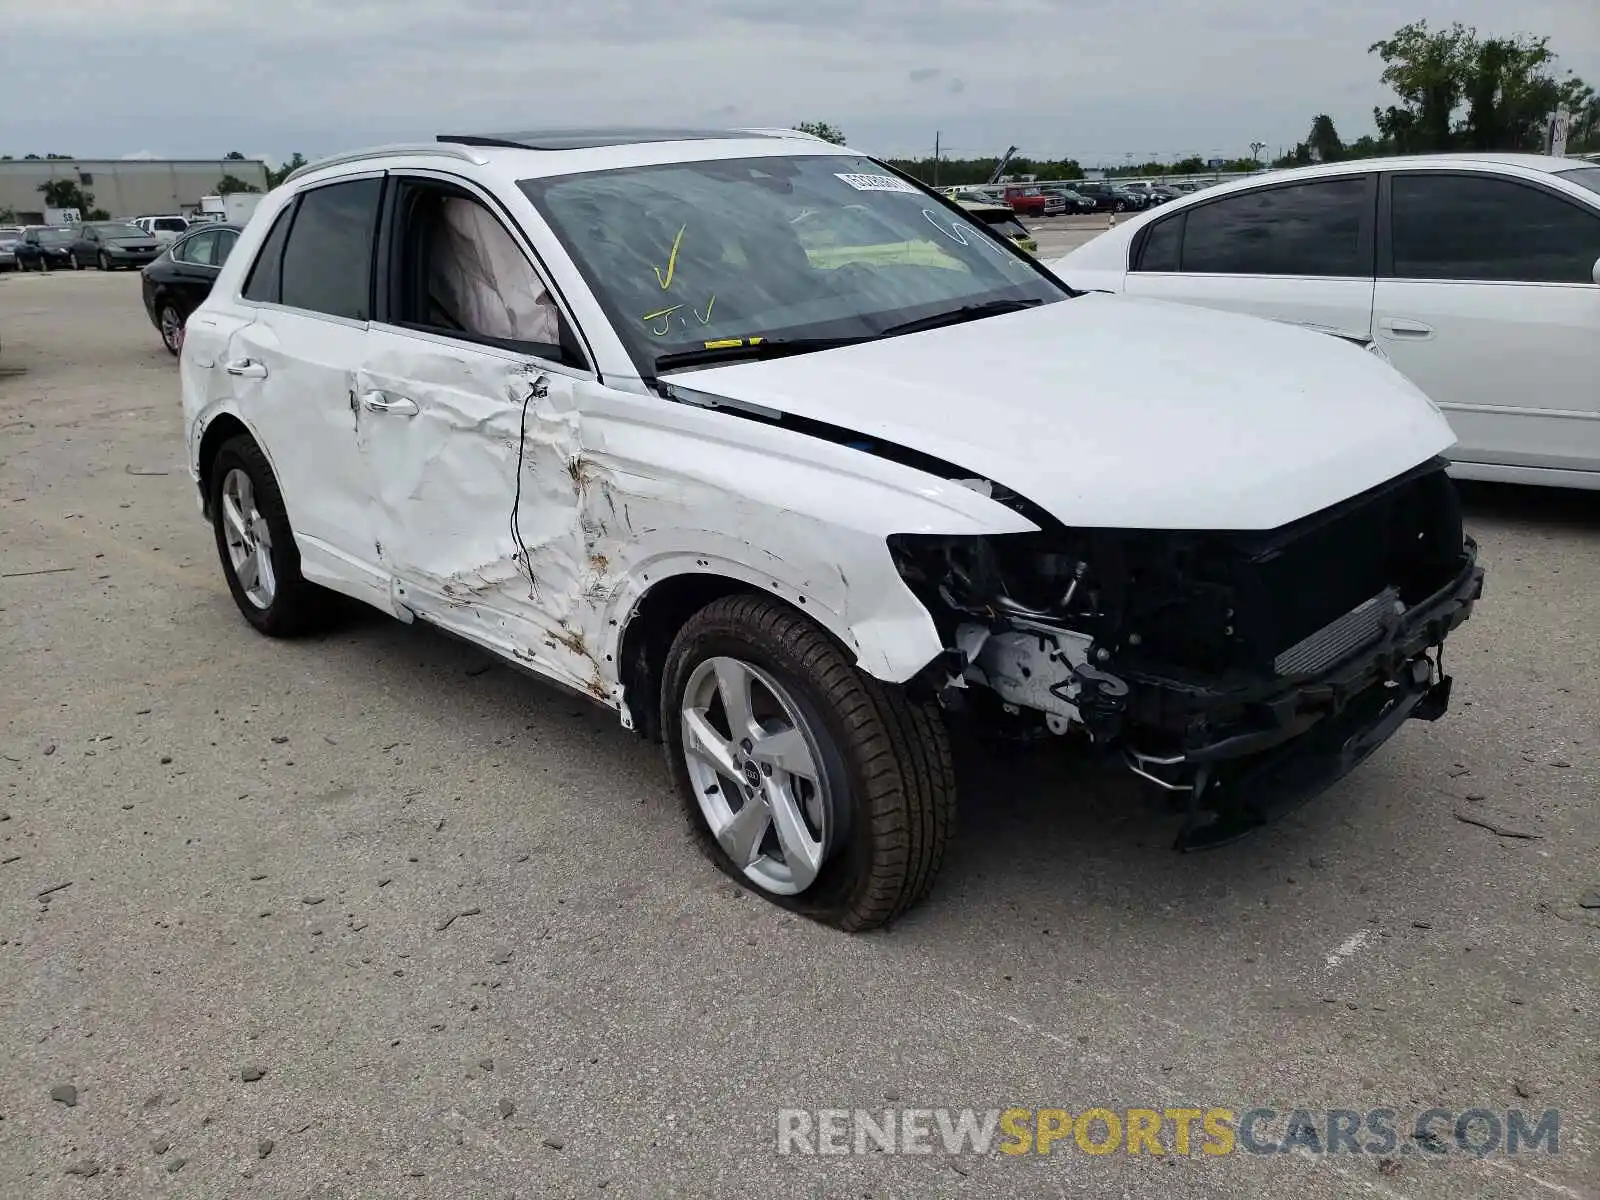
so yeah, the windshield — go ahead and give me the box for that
[520,154,1064,375]
[90,222,145,237]
[37,228,74,244]
[1557,166,1600,197]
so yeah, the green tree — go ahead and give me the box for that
[1370,21,1591,152]
[215,174,261,195]
[224,150,246,160]
[792,121,847,145]
[1459,35,1594,150]
[265,152,307,188]
[37,179,94,211]
[1307,114,1345,162]
[1370,21,1474,152]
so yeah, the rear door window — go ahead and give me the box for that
[1389,173,1600,284]
[278,178,382,319]
[175,230,220,265]
[1180,178,1370,276]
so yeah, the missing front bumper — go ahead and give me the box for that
[1171,659,1449,850]
[1124,550,1483,851]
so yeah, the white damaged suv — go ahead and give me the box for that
[180,128,1483,929]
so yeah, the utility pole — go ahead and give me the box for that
[933,130,940,187]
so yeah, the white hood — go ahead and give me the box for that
[674,294,1456,531]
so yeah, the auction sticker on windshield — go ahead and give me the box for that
[835,173,921,194]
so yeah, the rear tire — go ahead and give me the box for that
[209,435,329,637]
[662,594,955,931]
[97,251,111,270]
[158,302,183,355]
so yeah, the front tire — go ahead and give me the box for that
[662,594,955,931]
[68,252,81,270]
[97,251,111,270]
[209,436,327,637]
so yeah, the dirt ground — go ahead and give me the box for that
[1,268,1596,1198]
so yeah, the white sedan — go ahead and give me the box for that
[1053,153,1600,490]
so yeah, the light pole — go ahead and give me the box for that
[1249,141,1267,164]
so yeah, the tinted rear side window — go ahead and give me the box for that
[278,178,382,319]
[1390,173,1600,284]
[1135,215,1181,270]
[1181,178,1369,276]
[242,204,294,303]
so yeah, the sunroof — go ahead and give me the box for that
[437,128,775,151]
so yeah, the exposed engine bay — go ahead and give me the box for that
[890,458,1485,849]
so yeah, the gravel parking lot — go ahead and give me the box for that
[1,269,1596,1199]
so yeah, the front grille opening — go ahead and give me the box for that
[1116,462,1464,677]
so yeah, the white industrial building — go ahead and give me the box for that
[0,157,271,223]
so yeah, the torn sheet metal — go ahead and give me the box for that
[354,328,1034,714]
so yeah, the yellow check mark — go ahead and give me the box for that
[654,224,686,290]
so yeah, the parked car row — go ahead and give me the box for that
[1054,152,1600,489]
[8,221,161,270]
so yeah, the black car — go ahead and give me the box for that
[141,222,241,354]
[14,225,78,270]
[1040,184,1096,213]
[68,221,160,270]
[1071,181,1146,213]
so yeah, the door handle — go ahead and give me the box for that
[1378,317,1434,339]
[224,357,269,379]
[359,391,418,417]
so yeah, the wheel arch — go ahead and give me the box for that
[611,557,940,743]
[194,410,285,523]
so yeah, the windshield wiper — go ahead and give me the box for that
[653,337,868,373]
[873,297,1046,339]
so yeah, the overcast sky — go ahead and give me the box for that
[2,0,1595,166]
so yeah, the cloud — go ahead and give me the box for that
[0,0,1594,165]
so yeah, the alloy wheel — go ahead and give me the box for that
[159,306,183,354]
[220,468,276,609]
[680,656,834,895]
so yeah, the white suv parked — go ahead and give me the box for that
[181,128,1483,929]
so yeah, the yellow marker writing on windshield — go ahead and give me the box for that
[655,224,686,290]
[643,303,683,336]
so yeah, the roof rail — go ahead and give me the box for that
[283,142,489,185]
